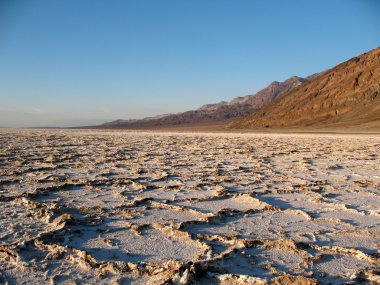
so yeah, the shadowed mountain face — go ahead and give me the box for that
[102,76,307,128]
[229,47,380,129]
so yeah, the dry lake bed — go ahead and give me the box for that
[0,129,379,284]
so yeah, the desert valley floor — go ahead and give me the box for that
[0,129,379,284]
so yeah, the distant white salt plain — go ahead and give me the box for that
[0,129,379,284]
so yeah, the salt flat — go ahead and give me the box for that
[0,129,379,284]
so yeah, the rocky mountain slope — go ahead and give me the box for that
[229,47,380,129]
[102,76,307,128]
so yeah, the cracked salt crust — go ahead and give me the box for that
[0,129,379,284]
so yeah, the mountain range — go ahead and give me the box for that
[99,47,380,131]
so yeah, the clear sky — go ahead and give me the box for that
[0,0,379,127]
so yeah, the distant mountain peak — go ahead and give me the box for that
[198,101,228,111]
[101,75,307,128]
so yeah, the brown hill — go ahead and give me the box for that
[228,47,380,130]
[102,76,307,128]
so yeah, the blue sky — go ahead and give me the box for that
[0,0,379,127]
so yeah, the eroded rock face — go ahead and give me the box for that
[229,47,380,130]
[0,129,379,284]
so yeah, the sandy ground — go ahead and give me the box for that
[0,129,379,284]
